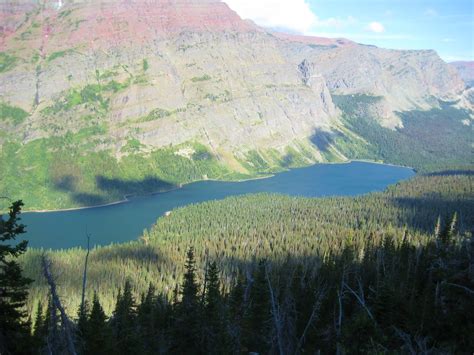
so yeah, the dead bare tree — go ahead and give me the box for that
[335,265,348,355]
[200,248,210,305]
[343,277,377,326]
[80,232,91,315]
[265,264,284,355]
[393,327,416,355]
[41,254,77,355]
[294,285,326,355]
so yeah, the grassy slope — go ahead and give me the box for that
[20,170,474,313]
[0,136,252,211]
[2,97,471,211]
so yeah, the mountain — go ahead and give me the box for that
[0,0,472,210]
[451,61,474,87]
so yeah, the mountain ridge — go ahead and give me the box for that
[0,0,471,210]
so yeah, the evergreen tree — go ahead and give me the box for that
[0,200,33,354]
[32,301,46,350]
[203,261,229,353]
[243,260,271,354]
[153,293,173,354]
[172,247,203,353]
[181,247,199,309]
[228,272,245,353]
[76,300,89,352]
[204,262,221,324]
[137,283,157,353]
[43,296,66,354]
[83,292,111,355]
[440,213,457,247]
[111,280,138,354]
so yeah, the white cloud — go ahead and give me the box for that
[367,22,385,33]
[224,0,317,33]
[224,0,357,34]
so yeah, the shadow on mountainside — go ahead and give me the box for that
[53,174,176,207]
[424,170,474,177]
[389,196,474,233]
[310,130,345,152]
[96,176,175,196]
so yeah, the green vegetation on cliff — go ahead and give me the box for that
[0,102,29,125]
[332,95,473,172]
[0,52,17,73]
[41,79,131,116]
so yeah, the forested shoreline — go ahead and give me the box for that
[1,169,473,353]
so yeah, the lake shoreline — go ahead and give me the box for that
[23,160,414,214]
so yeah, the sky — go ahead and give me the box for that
[224,0,474,62]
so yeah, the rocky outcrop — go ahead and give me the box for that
[284,45,466,127]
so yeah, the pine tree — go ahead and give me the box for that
[172,247,203,353]
[228,272,245,353]
[43,295,66,354]
[153,293,173,354]
[32,301,46,350]
[205,262,221,323]
[243,260,271,354]
[204,261,229,353]
[83,292,111,355]
[440,213,457,247]
[76,300,89,352]
[181,247,199,309]
[111,280,138,354]
[0,200,33,354]
[137,283,157,353]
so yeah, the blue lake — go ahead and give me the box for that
[22,161,414,249]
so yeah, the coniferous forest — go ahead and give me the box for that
[1,0,473,354]
[1,169,473,354]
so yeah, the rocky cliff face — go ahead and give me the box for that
[451,61,474,87]
[283,45,466,127]
[0,0,471,209]
[1,0,344,169]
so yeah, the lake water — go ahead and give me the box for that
[21,161,414,250]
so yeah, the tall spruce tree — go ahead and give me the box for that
[137,283,157,353]
[204,261,229,353]
[243,260,271,354]
[204,262,221,325]
[76,300,89,352]
[111,280,138,354]
[83,292,111,355]
[0,200,33,354]
[172,247,202,353]
[228,272,245,353]
[32,301,46,350]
